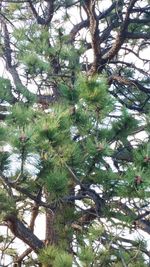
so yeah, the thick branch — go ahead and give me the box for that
[83,0,101,75]
[103,0,138,61]
[45,208,55,245]
[4,214,44,252]
[109,75,150,94]
[29,202,39,231]
[68,1,122,43]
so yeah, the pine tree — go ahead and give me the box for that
[0,0,150,266]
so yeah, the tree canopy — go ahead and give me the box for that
[0,0,150,266]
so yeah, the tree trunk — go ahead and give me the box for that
[45,209,56,246]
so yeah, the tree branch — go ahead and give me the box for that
[116,201,150,236]
[108,75,150,94]
[4,214,44,252]
[14,247,32,266]
[125,31,150,40]
[83,0,101,75]
[68,1,122,43]
[0,170,54,211]
[103,0,138,61]
[28,0,54,25]
[29,202,39,232]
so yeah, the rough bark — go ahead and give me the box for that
[45,209,55,246]
[4,214,44,253]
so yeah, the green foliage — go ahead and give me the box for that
[59,83,78,103]
[87,224,105,242]
[133,143,150,168]
[7,104,34,127]
[78,246,95,266]
[16,84,36,104]
[35,105,71,147]
[39,245,57,264]
[0,126,7,142]
[0,73,149,265]
[0,1,150,266]
[0,235,4,243]
[0,190,16,219]
[60,45,80,69]
[54,252,72,267]
[7,3,22,13]
[116,249,147,267]
[45,169,68,198]
[38,245,72,267]
[4,248,17,256]
[0,151,10,171]
[75,75,113,114]
[22,53,50,74]
[111,108,138,140]
[0,77,13,103]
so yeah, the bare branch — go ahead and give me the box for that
[28,0,54,25]
[103,0,139,61]
[29,202,39,232]
[68,1,122,43]
[14,247,32,266]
